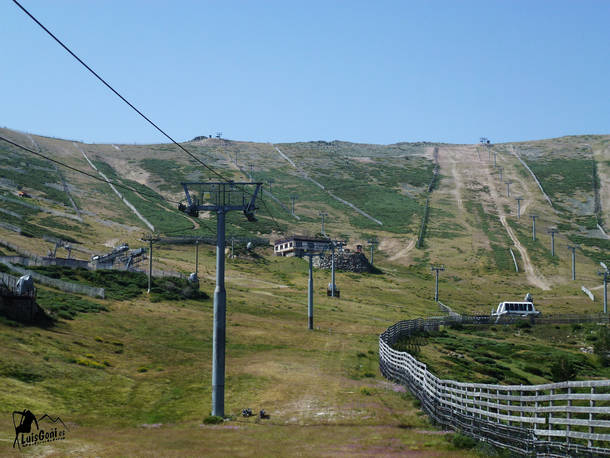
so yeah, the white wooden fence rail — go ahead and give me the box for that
[379,316,610,456]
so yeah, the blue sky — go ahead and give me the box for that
[2,1,609,145]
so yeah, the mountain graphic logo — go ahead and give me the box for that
[12,409,68,449]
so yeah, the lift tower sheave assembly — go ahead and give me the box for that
[179,181,262,419]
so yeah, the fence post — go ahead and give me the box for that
[549,388,553,437]
[590,386,595,448]
[566,386,571,448]
[534,389,539,436]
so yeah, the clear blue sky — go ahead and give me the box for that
[2,1,609,145]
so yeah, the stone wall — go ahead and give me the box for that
[314,252,372,273]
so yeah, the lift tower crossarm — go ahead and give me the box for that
[181,181,262,213]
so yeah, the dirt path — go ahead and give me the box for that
[450,159,464,211]
[592,143,610,234]
[483,164,551,290]
[388,239,415,261]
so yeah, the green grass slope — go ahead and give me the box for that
[0,127,608,455]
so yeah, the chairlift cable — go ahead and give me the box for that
[12,0,284,228]
[0,135,179,204]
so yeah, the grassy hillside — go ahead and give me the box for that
[0,127,608,455]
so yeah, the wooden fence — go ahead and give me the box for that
[379,316,610,456]
[0,261,105,299]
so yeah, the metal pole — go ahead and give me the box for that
[599,271,608,314]
[308,255,314,330]
[195,240,199,277]
[290,196,297,216]
[431,266,444,302]
[493,151,497,168]
[516,198,523,219]
[568,246,576,280]
[148,238,153,293]
[531,215,537,241]
[212,209,226,417]
[506,182,511,198]
[604,272,608,314]
[551,232,555,256]
[179,181,262,421]
[331,244,335,297]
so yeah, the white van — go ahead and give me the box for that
[492,301,540,317]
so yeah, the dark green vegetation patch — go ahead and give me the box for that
[37,289,107,320]
[28,266,209,302]
[393,323,610,384]
[526,157,596,199]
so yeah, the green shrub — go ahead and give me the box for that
[203,415,224,424]
[523,365,544,377]
[594,326,610,367]
[36,289,107,319]
[515,320,531,329]
[75,358,105,369]
[449,432,478,449]
[30,266,209,302]
[550,355,577,382]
